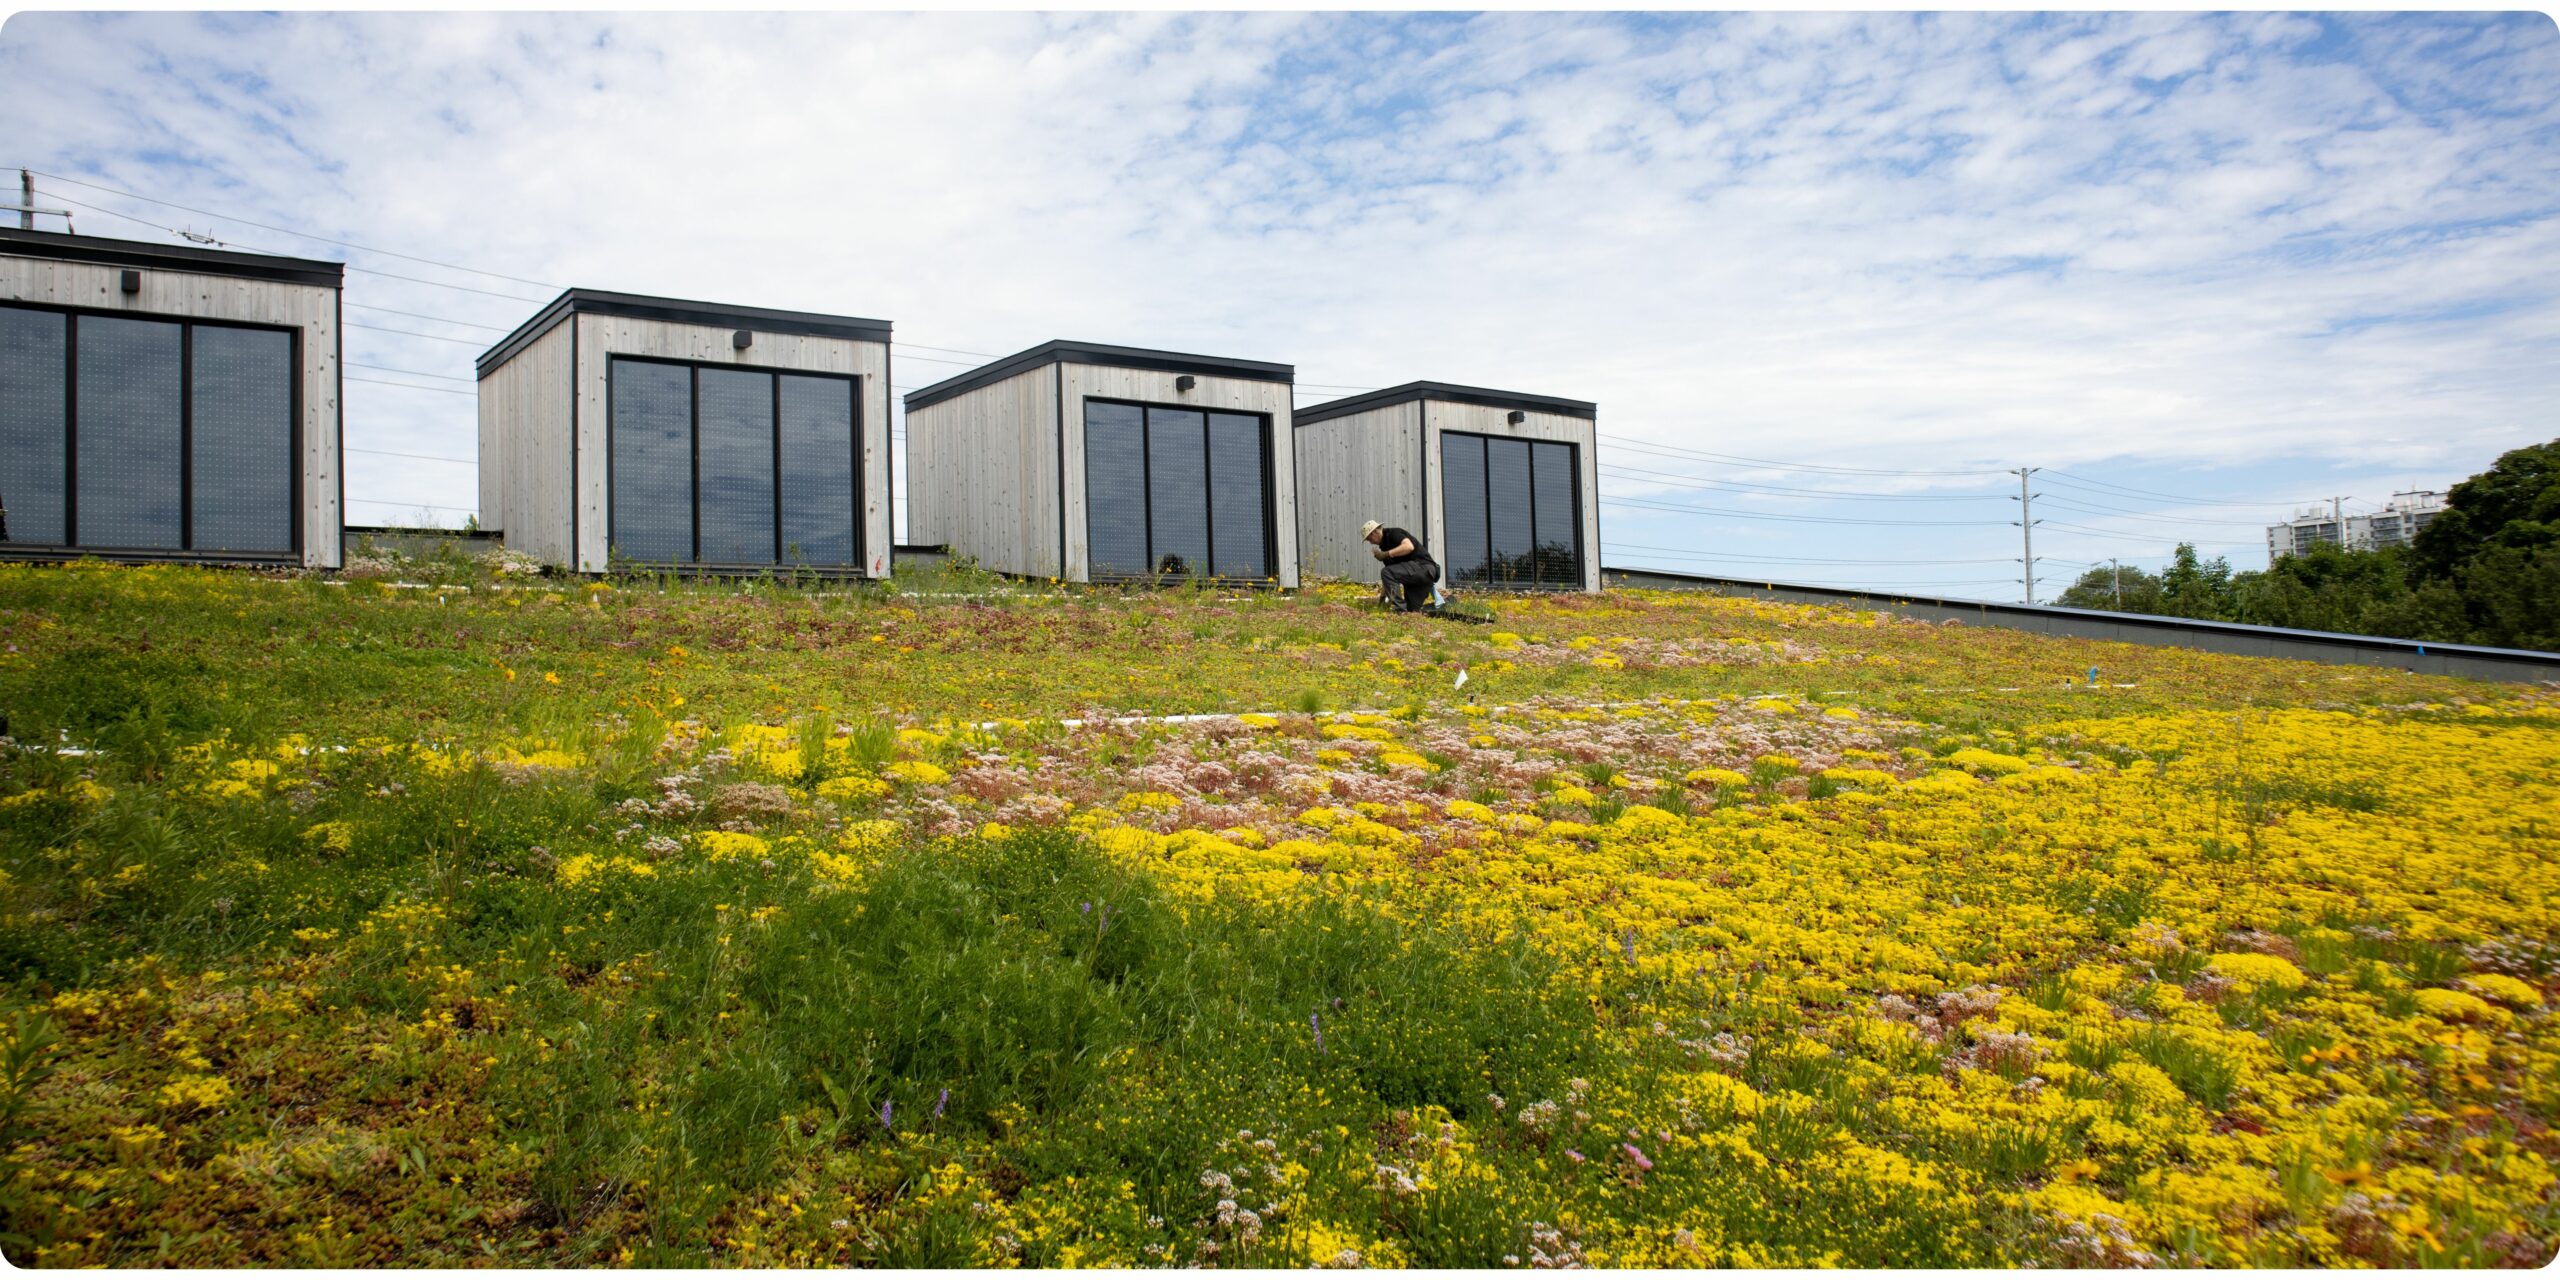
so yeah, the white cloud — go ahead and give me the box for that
[2,10,2553,587]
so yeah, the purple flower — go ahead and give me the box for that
[934,1088,949,1120]
[1564,1149,1585,1164]
[1310,1010,1324,1053]
[1622,927,1637,965]
[879,1098,894,1130]
[1622,1143,1653,1172]
[1081,901,1092,915]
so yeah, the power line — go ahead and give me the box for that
[2037,520,2261,548]
[345,497,477,514]
[24,167,559,290]
[2043,468,2315,509]
[39,188,549,303]
[1598,431,2006,479]
[350,361,472,383]
[347,302,508,333]
[1600,494,2017,527]
[348,446,474,464]
[2037,495,2277,528]
[1598,457,2008,502]
[348,375,476,397]
[1604,541,2025,566]
[348,321,486,346]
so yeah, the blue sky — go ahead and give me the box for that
[4,10,2555,598]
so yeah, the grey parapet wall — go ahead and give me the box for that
[1600,565,2560,685]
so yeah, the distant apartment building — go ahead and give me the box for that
[2266,490,2446,560]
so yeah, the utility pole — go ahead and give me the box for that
[2012,466,2043,605]
[7,172,70,231]
[2108,557,2123,608]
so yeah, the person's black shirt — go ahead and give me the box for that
[1374,526,1423,562]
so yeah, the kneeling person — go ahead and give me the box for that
[1361,519,1441,613]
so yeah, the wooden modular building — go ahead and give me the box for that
[903,340,1301,586]
[1294,381,1599,594]
[0,227,344,568]
[476,290,893,575]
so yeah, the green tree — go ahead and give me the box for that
[2154,544,2238,621]
[2054,562,2163,613]
[2412,439,2560,579]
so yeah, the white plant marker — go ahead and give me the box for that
[1454,666,1470,691]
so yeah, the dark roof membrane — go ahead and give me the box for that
[477,288,893,377]
[1292,381,1597,426]
[0,226,344,289]
[903,339,1294,410]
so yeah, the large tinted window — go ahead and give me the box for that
[697,368,776,565]
[1207,412,1267,578]
[1530,441,1580,586]
[190,325,295,553]
[0,305,299,557]
[1440,434,1486,589]
[608,358,862,568]
[1441,430,1582,590]
[0,307,67,546]
[1145,409,1208,577]
[1083,402,1148,578]
[1081,401,1270,582]
[778,374,856,566]
[75,315,184,550]
[609,359,694,564]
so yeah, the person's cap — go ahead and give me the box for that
[1360,519,1383,538]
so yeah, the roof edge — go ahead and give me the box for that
[0,226,344,288]
[477,288,893,378]
[903,339,1294,411]
[1293,380,1597,426]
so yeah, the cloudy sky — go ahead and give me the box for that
[5,10,2555,598]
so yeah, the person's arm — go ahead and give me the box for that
[1375,536,1416,560]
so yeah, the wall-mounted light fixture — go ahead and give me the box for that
[119,269,141,295]
[732,329,754,350]
[1506,410,1526,425]
[1175,375,1197,392]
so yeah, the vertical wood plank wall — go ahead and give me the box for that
[1058,364,1299,587]
[0,257,344,568]
[902,365,1059,579]
[476,319,575,567]
[1292,402,1420,587]
[568,318,890,575]
[1422,401,1603,594]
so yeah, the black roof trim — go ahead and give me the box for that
[477,288,893,378]
[1292,381,1596,427]
[0,226,344,289]
[903,339,1294,411]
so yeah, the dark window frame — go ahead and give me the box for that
[603,354,864,570]
[1081,396,1277,584]
[1439,429,1585,591]
[0,299,302,558]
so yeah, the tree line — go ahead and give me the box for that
[2053,439,2559,652]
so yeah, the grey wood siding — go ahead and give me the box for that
[0,256,343,568]
[1293,402,1421,587]
[903,364,1059,578]
[1059,364,1298,587]
[475,318,575,567]
[1422,401,1601,594]
[566,317,891,575]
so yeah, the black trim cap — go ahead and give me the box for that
[1293,380,1596,427]
[904,339,1294,411]
[0,226,345,289]
[478,288,893,378]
